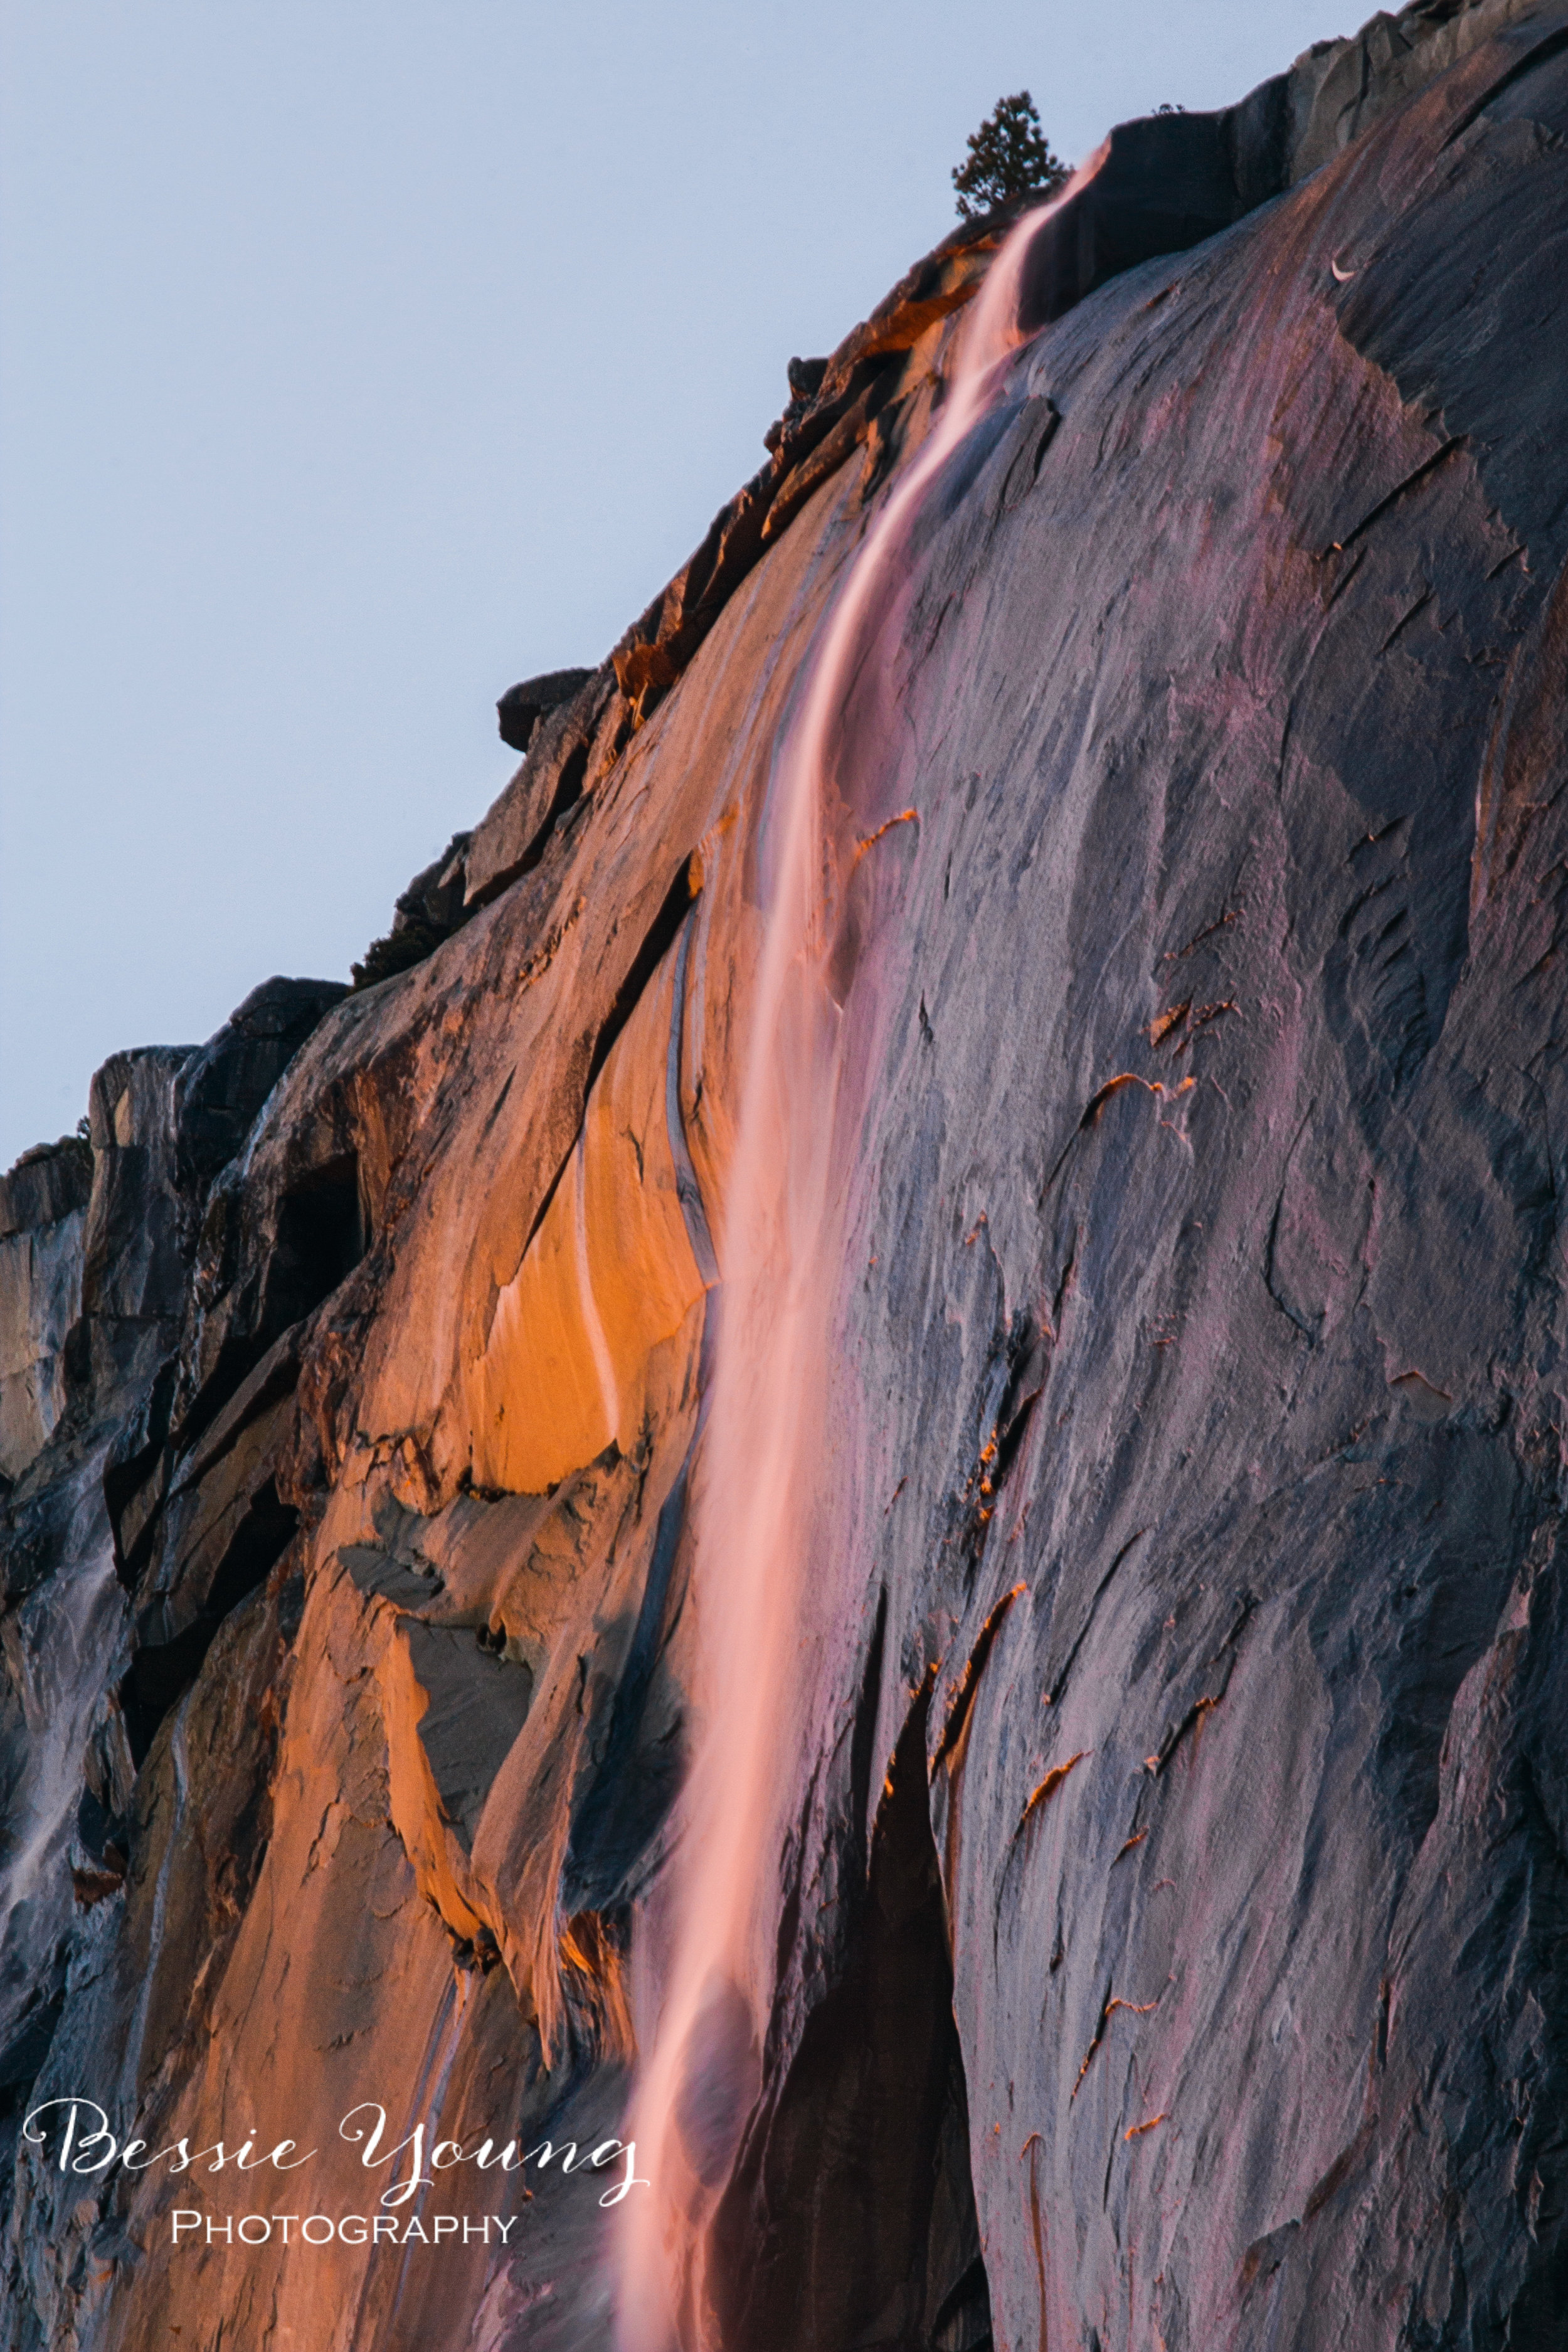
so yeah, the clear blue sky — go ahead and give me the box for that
[1,0,1344,1168]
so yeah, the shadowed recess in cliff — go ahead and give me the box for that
[161,1145,372,1469]
[561,1449,694,1911]
[517,850,704,1274]
[709,1686,993,2352]
[260,1152,370,1334]
[586,857,707,1101]
[119,1477,298,1764]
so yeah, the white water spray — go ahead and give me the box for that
[617,172,1093,2352]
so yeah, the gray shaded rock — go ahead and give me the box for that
[391,829,471,935]
[401,1619,534,1851]
[0,1143,92,1483]
[727,22,1568,2344]
[72,1048,194,1412]
[0,1142,92,1244]
[174,975,348,1202]
[0,1213,83,1485]
[1015,0,1558,324]
[0,966,332,2167]
[349,835,474,991]
[0,1049,198,2198]
[1285,0,1554,176]
[785,356,828,401]
[497,665,595,755]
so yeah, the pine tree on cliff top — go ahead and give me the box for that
[952,90,1068,219]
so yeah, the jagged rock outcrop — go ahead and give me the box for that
[0,1143,92,1485]
[0,987,347,2211]
[4,1,1568,2345]
[497,670,595,758]
[349,844,470,991]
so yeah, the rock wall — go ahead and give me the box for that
[0,1146,91,1484]
[4,3,1568,2345]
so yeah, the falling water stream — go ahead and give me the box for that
[617,177,1092,2351]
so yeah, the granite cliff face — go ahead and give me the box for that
[4,3,1568,2344]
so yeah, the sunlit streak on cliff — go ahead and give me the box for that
[615,164,1099,2352]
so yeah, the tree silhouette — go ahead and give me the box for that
[952,91,1068,220]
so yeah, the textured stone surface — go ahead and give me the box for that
[0,1143,91,1484]
[174,978,349,1204]
[0,977,344,2227]
[4,3,1568,2346]
[497,667,595,756]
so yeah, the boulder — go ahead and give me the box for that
[497,665,595,755]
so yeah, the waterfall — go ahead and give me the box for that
[616,171,1091,2352]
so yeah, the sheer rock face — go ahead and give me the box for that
[5,4,1568,2347]
[0,1145,91,1483]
